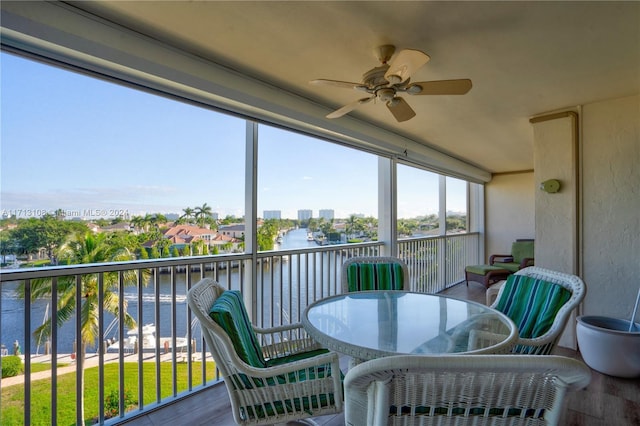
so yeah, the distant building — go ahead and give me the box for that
[99,222,132,233]
[263,210,281,219]
[218,224,245,239]
[297,209,313,221]
[319,209,334,220]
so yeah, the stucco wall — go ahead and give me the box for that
[582,95,639,317]
[532,114,577,273]
[485,172,535,262]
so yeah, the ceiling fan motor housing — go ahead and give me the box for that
[362,65,391,89]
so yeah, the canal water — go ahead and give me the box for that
[0,228,319,354]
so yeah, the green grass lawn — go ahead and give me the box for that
[30,363,69,374]
[1,361,217,425]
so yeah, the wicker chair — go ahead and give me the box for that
[341,256,409,293]
[187,278,343,425]
[490,266,586,355]
[344,354,591,426]
[465,239,535,288]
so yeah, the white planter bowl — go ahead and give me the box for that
[576,315,640,378]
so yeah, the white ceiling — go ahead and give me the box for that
[73,1,639,174]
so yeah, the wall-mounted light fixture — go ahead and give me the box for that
[540,179,561,193]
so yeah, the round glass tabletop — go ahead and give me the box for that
[302,291,516,361]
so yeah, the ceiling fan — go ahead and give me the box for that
[310,45,472,122]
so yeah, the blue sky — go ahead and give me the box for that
[1,52,465,220]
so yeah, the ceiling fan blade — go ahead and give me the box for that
[386,97,416,122]
[310,79,364,90]
[408,79,472,95]
[326,97,374,119]
[384,49,430,84]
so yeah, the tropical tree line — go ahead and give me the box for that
[0,210,243,265]
[1,210,467,264]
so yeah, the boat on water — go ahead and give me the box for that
[106,324,189,354]
[307,232,314,241]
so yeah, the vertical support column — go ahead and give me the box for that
[437,176,447,285]
[377,156,396,257]
[438,175,447,236]
[531,112,579,274]
[244,121,258,321]
[531,110,580,348]
[469,182,486,263]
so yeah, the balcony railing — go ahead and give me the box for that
[0,232,478,425]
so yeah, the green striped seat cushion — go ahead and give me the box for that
[210,292,343,398]
[494,274,571,339]
[228,347,342,390]
[209,290,266,368]
[346,262,405,292]
[243,393,337,421]
[242,350,341,420]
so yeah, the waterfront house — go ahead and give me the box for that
[0,2,638,425]
[218,224,246,240]
[163,224,218,245]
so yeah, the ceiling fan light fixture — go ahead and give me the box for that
[406,84,422,94]
[377,88,396,102]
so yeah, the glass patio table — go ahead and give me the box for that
[302,291,517,362]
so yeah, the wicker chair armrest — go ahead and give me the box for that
[254,322,323,358]
[231,349,341,378]
[254,322,303,334]
[450,313,516,354]
[489,254,513,265]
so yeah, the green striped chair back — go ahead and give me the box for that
[495,274,571,340]
[209,290,266,368]
[346,262,406,292]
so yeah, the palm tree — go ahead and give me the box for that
[151,213,167,228]
[144,213,158,232]
[194,203,212,228]
[130,215,144,233]
[346,215,359,239]
[180,207,195,224]
[19,232,147,422]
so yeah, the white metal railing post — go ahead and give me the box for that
[438,176,447,287]
[48,277,59,426]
